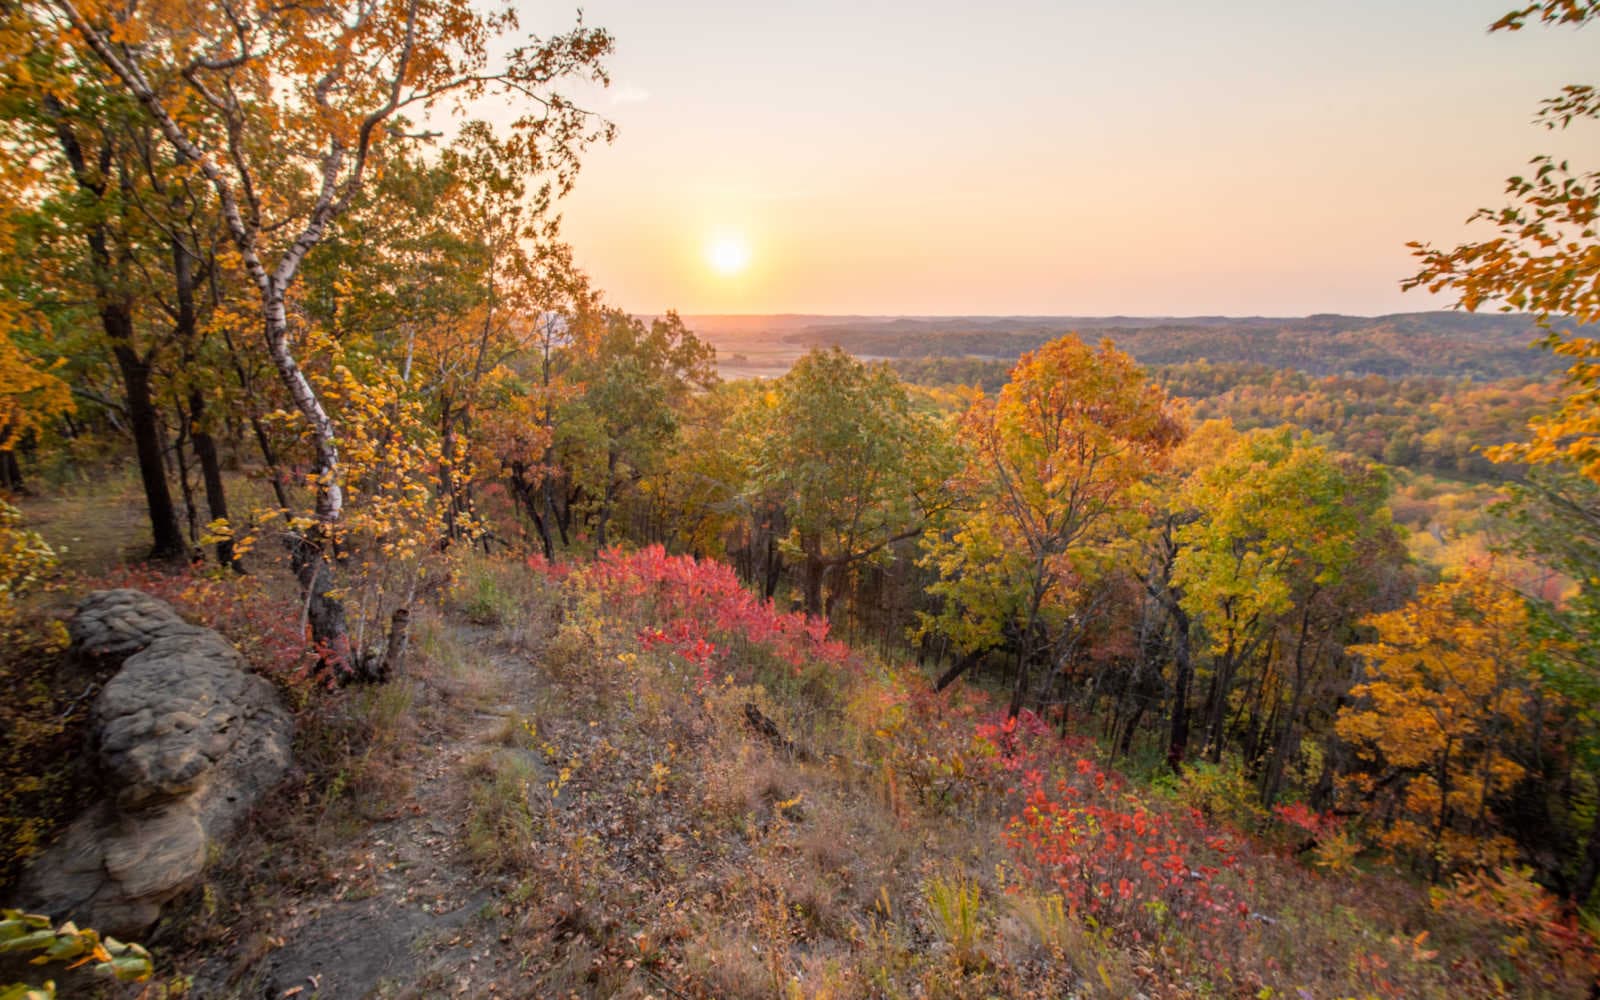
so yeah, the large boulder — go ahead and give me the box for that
[68,587,210,661]
[17,590,293,938]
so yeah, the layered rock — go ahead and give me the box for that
[18,590,293,937]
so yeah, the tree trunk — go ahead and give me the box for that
[438,403,479,549]
[0,447,21,492]
[1204,650,1238,763]
[1166,601,1194,771]
[1118,695,1146,759]
[531,504,554,559]
[1008,580,1052,721]
[1431,741,1453,884]
[262,284,351,675]
[1261,608,1315,806]
[512,462,554,560]
[172,410,199,544]
[378,606,410,679]
[800,533,826,617]
[596,449,618,550]
[935,649,984,691]
[1260,711,1297,808]
[249,414,293,512]
[440,406,460,544]
[1007,641,1032,721]
[167,231,236,569]
[291,531,353,675]
[110,330,186,560]
[218,326,292,513]
[762,513,784,600]
[1572,813,1600,907]
[543,469,566,550]
[189,389,236,569]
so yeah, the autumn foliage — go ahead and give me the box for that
[1337,565,1544,875]
[6,0,1600,994]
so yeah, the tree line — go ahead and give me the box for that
[794,311,1575,379]
[893,357,1559,482]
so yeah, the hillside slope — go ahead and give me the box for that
[84,549,1593,999]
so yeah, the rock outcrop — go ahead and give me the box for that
[17,589,293,938]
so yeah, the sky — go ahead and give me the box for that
[536,1,1599,317]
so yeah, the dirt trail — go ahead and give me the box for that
[194,630,549,1000]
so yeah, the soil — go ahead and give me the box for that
[180,635,562,1000]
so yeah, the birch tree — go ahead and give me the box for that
[38,0,612,671]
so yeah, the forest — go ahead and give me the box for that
[3,0,1600,997]
[789,312,1580,379]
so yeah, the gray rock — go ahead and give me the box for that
[67,588,209,661]
[18,590,293,939]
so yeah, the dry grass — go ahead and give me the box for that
[423,556,1065,999]
[423,549,1600,999]
[16,468,156,572]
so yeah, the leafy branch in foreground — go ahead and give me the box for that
[1406,4,1600,482]
[0,909,152,998]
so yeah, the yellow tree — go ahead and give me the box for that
[0,12,204,556]
[1337,565,1543,880]
[37,0,613,671]
[921,335,1184,717]
[310,130,588,551]
[1127,418,1235,770]
[0,6,72,491]
[0,332,71,492]
[1173,426,1403,797]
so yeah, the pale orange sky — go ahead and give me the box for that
[543,1,1599,316]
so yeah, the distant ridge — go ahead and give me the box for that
[739,311,1585,380]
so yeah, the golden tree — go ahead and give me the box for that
[921,335,1184,717]
[1337,565,1543,879]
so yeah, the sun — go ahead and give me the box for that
[706,235,751,276]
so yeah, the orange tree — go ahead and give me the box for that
[0,331,70,493]
[920,335,1184,718]
[1406,2,1600,482]
[1409,0,1600,905]
[0,94,70,489]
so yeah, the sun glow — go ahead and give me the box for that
[706,235,752,276]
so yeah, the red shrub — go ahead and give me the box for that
[81,565,319,691]
[563,546,863,688]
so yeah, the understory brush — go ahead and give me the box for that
[13,535,1593,997]
[475,544,1600,998]
[0,502,88,893]
[81,563,320,700]
[0,611,89,895]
